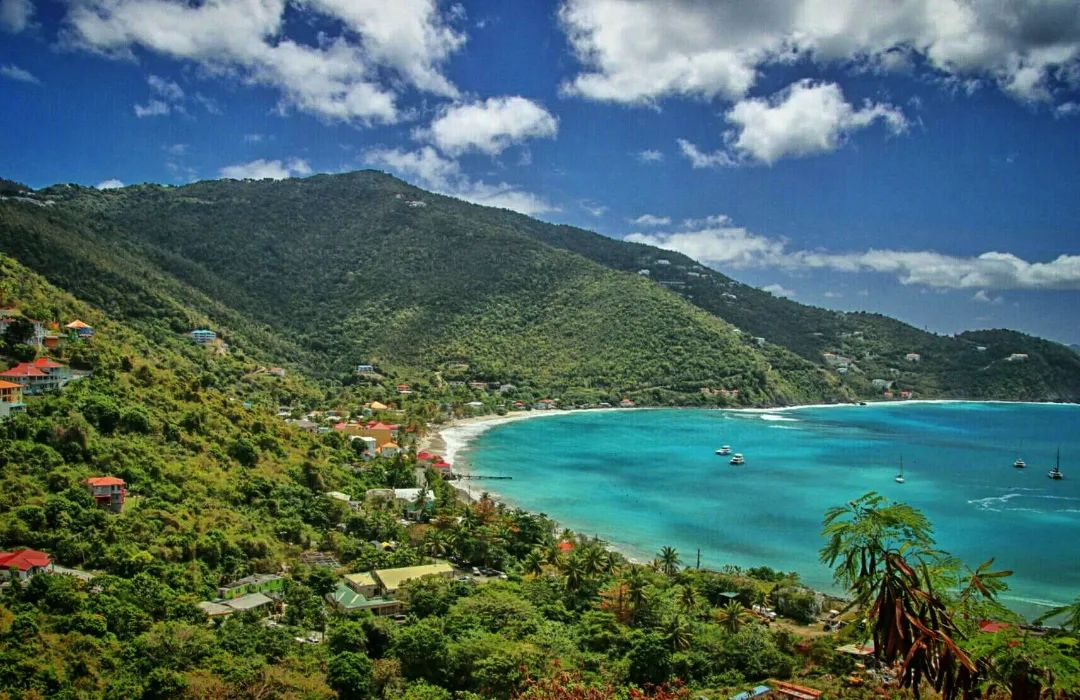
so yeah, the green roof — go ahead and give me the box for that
[328,583,399,611]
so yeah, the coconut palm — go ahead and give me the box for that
[714,600,750,634]
[663,613,693,651]
[657,546,680,577]
[520,550,545,577]
[677,584,698,616]
[624,566,649,617]
[563,557,586,593]
[580,546,605,577]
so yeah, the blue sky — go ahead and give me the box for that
[2,0,1080,344]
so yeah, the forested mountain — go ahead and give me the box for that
[2,169,1078,402]
[1,173,843,406]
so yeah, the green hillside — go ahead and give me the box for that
[2,169,1078,403]
[1,173,844,406]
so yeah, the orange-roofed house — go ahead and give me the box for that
[0,379,25,419]
[380,442,400,458]
[86,476,126,513]
[0,548,53,581]
[557,540,575,553]
[65,319,94,339]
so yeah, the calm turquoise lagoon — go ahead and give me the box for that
[455,402,1080,618]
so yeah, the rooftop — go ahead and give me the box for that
[373,562,453,592]
[0,548,51,571]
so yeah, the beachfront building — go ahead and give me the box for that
[0,549,53,581]
[85,476,126,512]
[335,420,399,448]
[190,329,217,344]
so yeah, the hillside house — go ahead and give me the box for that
[335,420,399,448]
[379,442,400,457]
[372,562,453,597]
[904,353,921,362]
[64,319,94,338]
[350,435,378,456]
[32,357,72,381]
[468,381,489,391]
[392,488,434,514]
[0,362,62,394]
[1007,353,1029,362]
[0,548,53,581]
[355,364,375,374]
[327,582,402,615]
[396,383,413,395]
[190,329,217,344]
[85,476,126,512]
[217,573,285,600]
[0,380,24,418]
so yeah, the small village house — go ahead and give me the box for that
[0,548,53,581]
[0,362,62,394]
[85,476,126,512]
[1007,353,1029,362]
[190,328,217,344]
[216,573,284,600]
[904,352,921,362]
[379,442,400,458]
[0,380,24,418]
[64,319,94,339]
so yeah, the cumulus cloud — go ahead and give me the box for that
[62,0,464,124]
[623,214,1080,290]
[219,158,312,180]
[134,100,170,117]
[422,96,558,156]
[559,0,1080,106]
[134,74,187,117]
[631,214,671,227]
[96,179,124,189]
[679,81,907,165]
[0,0,32,33]
[973,290,1003,304]
[636,149,664,163]
[362,146,554,216]
[0,64,40,84]
[762,283,796,298]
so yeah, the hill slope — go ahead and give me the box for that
[1,174,844,406]
[3,169,1078,402]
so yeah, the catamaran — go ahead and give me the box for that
[1013,457,1026,469]
[729,453,745,465]
[1049,448,1064,480]
[715,445,731,456]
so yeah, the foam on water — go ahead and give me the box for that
[457,402,1080,619]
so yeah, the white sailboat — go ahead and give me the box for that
[1049,448,1064,480]
[895,456,905,484]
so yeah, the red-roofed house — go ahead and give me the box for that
[32,357,72,381]
[416,450,436,463]
[557,540,575,553]
[86,476,126,513]
[0,548,53,581]
[431,459,452,474]
[979,620,1015,634]
[0,362,60,394]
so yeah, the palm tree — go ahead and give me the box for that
[520,550,544,577]
[663,613,693,651]
[714,600,750,634]
[580,546,605,577]
[624,566,649,619]
[677,584,698,616]
[563,557,586,593]
[657,546,680,577]
[425,531,450,558]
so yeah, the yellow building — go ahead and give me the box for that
[373,562,454,597]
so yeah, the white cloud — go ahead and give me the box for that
[219,158,312,180]
[823,290,843,299]
[134,100,171,117]
[725,81,907,163]
[973,290,1003,304]
[362,146,554,215]
[623,214,1080,290]
[677,139,736,168]
[626,220,788,268]
[96,179,124,189]
[762,283,796,298]
[422,96,558,156]
[62,0,465,124]
[0,0,32,33]
[148,74,184,102]
[1056,101,1080,118]
[680,81,907,166]
[244,133,265,143]
[631,214,671,227]
[0,64,40,84]
[636,149,664,163]
[303,0,464,98]
[164,143,188,155]
[558,0,1080,106]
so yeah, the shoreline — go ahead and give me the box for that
[417,400,1079,614]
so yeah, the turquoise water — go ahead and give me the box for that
[458,403,1080,618]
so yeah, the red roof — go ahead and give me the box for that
[32,358,64,369]
[366,421,399,431]
[86,476,125,487]
[417,451,436,461]
[558,540,574,552]
[0,548,52,571]
[0,363,48,378]
[979,620,1014,634]
[0,380,22,390]
[432,459,451,470]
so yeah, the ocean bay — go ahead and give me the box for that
[455,402,1080,618]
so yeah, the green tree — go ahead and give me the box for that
[327,651,374,699]
[657,546,680,577]
[714,600,750,635]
